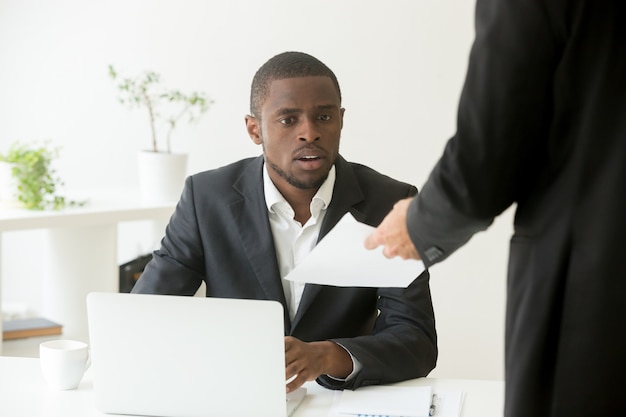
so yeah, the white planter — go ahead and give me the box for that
[137,151,188,203]
[0,161,21,208]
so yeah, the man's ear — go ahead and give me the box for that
[339,107,345,130]
[245,115,263,145]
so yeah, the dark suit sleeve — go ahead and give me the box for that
[132,176,205,295]
[321,269,437,390]
[407,0,561,266]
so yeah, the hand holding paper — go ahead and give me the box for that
[364,197,422,260]
[284,213,424,287]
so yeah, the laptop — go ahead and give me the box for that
[86,292,306,417]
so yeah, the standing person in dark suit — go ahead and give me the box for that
[132,51,437,393]
[366,0,626,415]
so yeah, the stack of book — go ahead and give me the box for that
[2,317,62,340]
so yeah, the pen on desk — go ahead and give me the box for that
[429,393,438,416]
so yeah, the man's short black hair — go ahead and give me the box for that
[249,51,342,117]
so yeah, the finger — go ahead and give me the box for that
[382,245,397,259]
[286,371,310,393]
[285,374,303,393]
[285,356,301,381]
[284,337,302,366]
[284,335,297,349]
[285,358,306,393]
[286,372,297,385]
[364,229,382,250]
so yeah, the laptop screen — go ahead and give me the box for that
[87,292,294,417]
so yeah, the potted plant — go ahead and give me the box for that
[0,142,85,210]
[108,65,214,202]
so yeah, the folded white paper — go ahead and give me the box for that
[284,213,425,287]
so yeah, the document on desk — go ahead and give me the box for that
[328,385,465,417]
[335,385,432,416]
[284,213,425,287]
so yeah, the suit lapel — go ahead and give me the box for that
[231,157,292,330]
[291,156,366,329]
[318,156,367,241]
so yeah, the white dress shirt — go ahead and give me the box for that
[263,163,362,381]
[263,164,335,322]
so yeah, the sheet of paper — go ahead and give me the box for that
[336,385,432,417]
[328,387,465,417]
[284,213,425,287]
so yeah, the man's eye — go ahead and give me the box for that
[280,117,295,125]
[318,114,331,121]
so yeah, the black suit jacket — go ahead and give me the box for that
[133,155,437,389]
[407,0,626,415]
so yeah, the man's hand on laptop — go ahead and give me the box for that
[284,336,353,392]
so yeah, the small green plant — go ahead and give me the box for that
[108,65,213,153]
[0,142,85,210]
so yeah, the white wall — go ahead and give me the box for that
[0,0,509,380]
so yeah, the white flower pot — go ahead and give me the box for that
[0,161,21,208]
[137,151,188,203]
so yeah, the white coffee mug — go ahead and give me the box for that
[40,339,90,390]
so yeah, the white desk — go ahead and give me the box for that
[0,198,176,353]
[0,356,504,417]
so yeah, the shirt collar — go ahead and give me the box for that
[263,162,335,218]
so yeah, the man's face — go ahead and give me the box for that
[246,76,344,193]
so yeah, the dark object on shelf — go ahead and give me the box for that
[2,317,63,340]
[119,253,153,293]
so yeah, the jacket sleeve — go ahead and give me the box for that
[132,176,205,295]
[319,269,437,390]
[407,0,561,267]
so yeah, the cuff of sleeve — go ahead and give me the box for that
[407,196,443,268]
[325,342,362,382]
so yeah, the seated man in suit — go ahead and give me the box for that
[132,51,437,392]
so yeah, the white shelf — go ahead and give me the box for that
[0,192,176,354]
[0,195,176,231]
